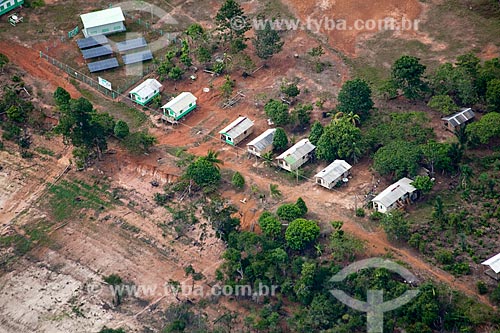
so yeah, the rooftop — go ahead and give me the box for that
[314,160,352,184]
[442,108,475,127]
[161,92,197,114]
[482,253,500,274]
[276,139,315,165]
[80,7,125,29]
[247,129,276,152]
[129,79,162,99]
[219,116,254,138]
[372,177,417,208]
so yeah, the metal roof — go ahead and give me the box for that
[372,177,417,208]
[219,116,254,138]
[246,128,276,152]
[161,92,197,114]
[116,37,147,52]
[129,79,162,98]
[314,160,352,185]
[77,35,108,49]
[80,7,125,29]
[482,253,500,274]
[276,139,316,165]
[442,108,475,127]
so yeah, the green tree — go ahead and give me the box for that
[53,87,71,107]
[295,197,308,215]
[466,112,500,145]
[205,149,224,169]
[185,157,221,188]
[427,95,458,115]
[259,215,282,239]
[220,75,235,100]
[272,127,288,151]
[486,79,500,112]
[420,140,455,174]
[215,0,249,51]
[269,183,282,198]
[373,140,421,179]
[316,118,363,162]
[114,120,130,139]
[0,53,8,73]
[308,121,323,146]
[6,106,25,123]
[337,78,374,121]
[281,82,300,99]
[293,103,312,128]
[196,46,212,64]
[294,262,316,304]
[412,175,434,194]
[167,66,184,81]
[277,203,303,222]
[381,211,410,242]
[392,55,427,100]
[285,218,320,251]
[253,19,284,59]
[186,23,205,41]
[477,57,500,96]
[123,131,157,154]
[264,99,290,126]
[231,171,245,189]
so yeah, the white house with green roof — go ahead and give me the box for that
[80,7,125,38]
[129,79,162,106]
[161,92,197,122]
[0,0,23,16]
[276,138,315,172]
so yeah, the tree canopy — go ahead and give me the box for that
[253,19,284,59]
[316,118,363,163]
[285,218,320,251]
[185,157,221,188]
[466,112,500,145]
[264,99,290,126]
[391,55,427,100]
[272,127,288,151]
[373,140,421,179]
[336,78,374,121]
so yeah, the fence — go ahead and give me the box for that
[39,51,121,99]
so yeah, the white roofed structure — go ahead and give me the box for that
[276,138,315,172]
[314,160,352,189]
[129,79,162,106]
[482,253,500,280]
[219,116,254,146]
[161,92,197,122]
[80,7,126,37]
[372,177,418,213]
[442,108,475,131]
[247,128,276,157]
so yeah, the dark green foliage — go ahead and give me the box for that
[272,127,288,151]
[337,78,374,121]
[295,197,308,215]
[231,171,245,189]
[427,94,459,115]
[293,103,312,127]
[53,87,71,106]
[0,53,8,72]
[355,208,365,217]
[466,112,500,145]
[308,121,323,146]
[203,199,240,242]
[412,175,434,194]
[215,0,249,49]
[113,120,130,139]
[168,66,184,81]
[277,203,303,222]
[99,327,125,333]
[264,99,290,126]
[154,193,169,206]
[285,218,320,250]
[253,19,284,59]
[391,55,427,100]
[381,211,410,242]
[103,274,122,285]
[185,157,221,188]
[373,140,421,179]
[123,131,157,154]
[486,78,500,112]
[316,118,363,163]
[258,215,282,239]
[491,284,500,305]
[280,82,300,99]
[476,281,488,295]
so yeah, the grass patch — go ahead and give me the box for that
[35,147,55,156]
[46,179,113,221]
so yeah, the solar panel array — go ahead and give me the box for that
[88,58,119,73]
[77,35,108,49]
[122,50,153,65]
[116,37,147,52]
[81,45,113,60]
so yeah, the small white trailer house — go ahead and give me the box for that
[247,128,276,157]
[372,177,418,213]
[314,160,352,189]
[161,92,197,122]
[442,108,475,131]
[80,7,126,38]
[219,116,254,146]
[276,139,315,172]
[129,79,162,106]
[482,253,500,280]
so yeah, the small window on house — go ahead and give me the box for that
[189,103,192,107]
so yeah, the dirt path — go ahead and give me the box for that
[0,41,80,98]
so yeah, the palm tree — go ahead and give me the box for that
[332,111,360,126]
[269,184,282,199]
[204,149,224,169]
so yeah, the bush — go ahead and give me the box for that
[277,203,303,222]
[231,171,245,189]
[436,249,454,265]
[285,218,320,251]
[114,120,130,139]
[154,193,169,206]
[476,281,488,295]
[491,284,500,305]
[355,208,365,217]
[370,211,384,221]
[295,197,308,215]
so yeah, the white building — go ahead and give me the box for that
[441,108,475,131]
[314,160,352,189]
[372,177,418,213]
[80,7,126,38]
[161,92,197,122]
[482,253,500,280]
[247,128,276,157]
[219,116,254,146]
[276,138,315,172]
[129,79,162,106]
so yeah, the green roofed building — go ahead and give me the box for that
[0,0,24,16]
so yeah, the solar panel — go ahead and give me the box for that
[88,58,119,73]
[77,35,108,49]
[116,37,147,52]
[81,45,113,59]
[122,50,153,65]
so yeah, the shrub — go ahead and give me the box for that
[355,208,365,217]
[436,249,454,265]
[285,218,320,251]
[477,281,488,295]
[370,211,384,221]
[295,197,308,215]
[277,203,303,222]
[231,171,245,189]
[154,193,169,206]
